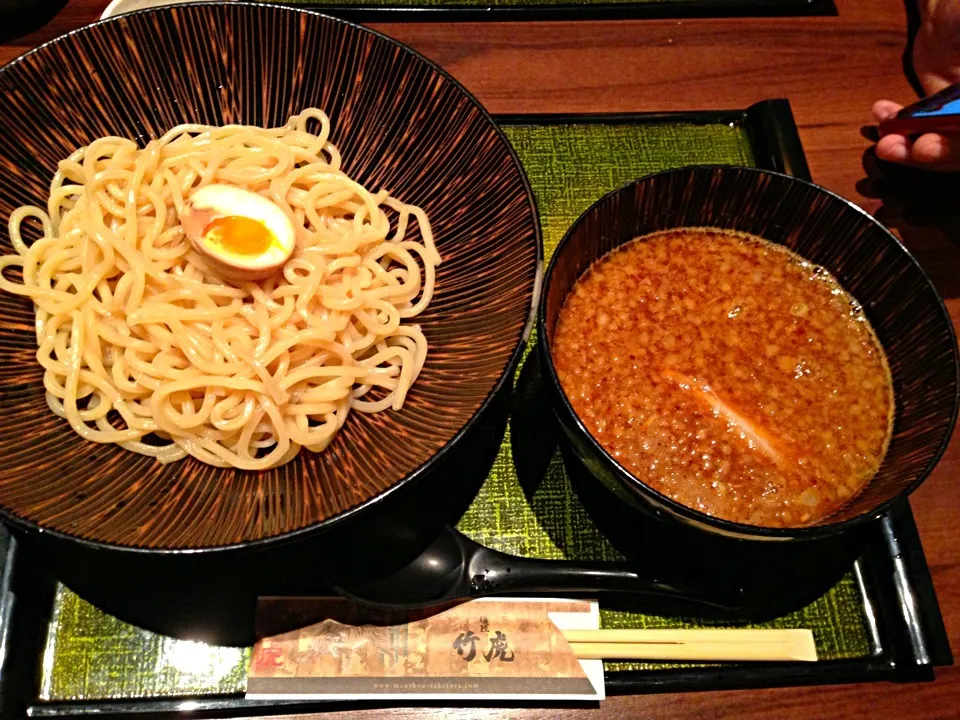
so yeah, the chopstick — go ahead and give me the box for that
[561,629,817,662]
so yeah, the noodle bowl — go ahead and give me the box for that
[0,108,440,471]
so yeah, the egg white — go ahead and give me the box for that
[188,185,295,270]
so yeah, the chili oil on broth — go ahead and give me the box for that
[552,228,894,528]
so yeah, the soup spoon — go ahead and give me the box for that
[330,525,743,613]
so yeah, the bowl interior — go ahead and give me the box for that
[0,3,540,550]
[542,165,958,534]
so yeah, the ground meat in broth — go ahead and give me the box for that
[552,228,894,528]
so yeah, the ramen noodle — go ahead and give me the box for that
[0,109,440,470]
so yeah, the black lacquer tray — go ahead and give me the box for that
[0,100,951,719]
[268,0,836,23]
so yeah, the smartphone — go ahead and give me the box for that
[878,82,960,136]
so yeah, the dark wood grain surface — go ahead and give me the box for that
[3,0,959,717]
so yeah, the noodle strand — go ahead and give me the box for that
[0,109,439,470]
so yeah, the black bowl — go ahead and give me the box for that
[537,165,959,542]
[0,0,67,41]
[0,2,541,555]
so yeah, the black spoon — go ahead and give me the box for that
[330,525,743,613]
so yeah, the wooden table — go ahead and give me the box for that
[2,0,958,717]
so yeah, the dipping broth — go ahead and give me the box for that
[552,228,894,528]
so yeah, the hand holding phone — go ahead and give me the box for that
[878,83,960,137]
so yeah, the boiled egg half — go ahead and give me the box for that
[180,184,296,282]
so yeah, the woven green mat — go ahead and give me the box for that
[39,119,870,702]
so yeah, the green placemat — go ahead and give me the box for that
[39,119,869,702]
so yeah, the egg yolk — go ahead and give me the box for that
[203,216,276,257]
